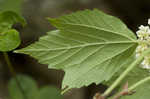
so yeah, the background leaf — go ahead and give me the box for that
[15,9,137,89]
[8,75,63,99]
[37,86,62,99]
[8,75,38,99]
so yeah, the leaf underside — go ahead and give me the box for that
[15,9,137,89]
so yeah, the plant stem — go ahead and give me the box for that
[103,48,150,96]
[3,52,27,99]
[3,52,16,76]
[128,76,150,91]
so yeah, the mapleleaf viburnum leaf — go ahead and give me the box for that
[15,9,138,90]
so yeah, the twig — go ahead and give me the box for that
[93,92,106,99]
[112,82,135,99]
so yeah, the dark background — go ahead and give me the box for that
[0,0,150,99]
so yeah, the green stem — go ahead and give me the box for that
[3,52,16,76]
[3,52,27,99]
[128,76,150,91]
[103,48,150,96]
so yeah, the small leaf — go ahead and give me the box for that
[0,11,26,52]
[0,29,21,52]
[15,9,138,89]
[0,11,26,27]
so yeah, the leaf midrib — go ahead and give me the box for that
[19,40,137,52]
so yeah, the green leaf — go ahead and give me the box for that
[8,75,38,99]
[0,11,26,27]
[15,9,138,89]
[0,11,26,52]
[8,75,63,99]
[0,0,23,14]
[37,86,62,99]
[0,29,21,52]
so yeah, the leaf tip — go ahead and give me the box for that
[47,17,60,27]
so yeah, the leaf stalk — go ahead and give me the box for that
[128,76,150,91]
[103,48,150,96]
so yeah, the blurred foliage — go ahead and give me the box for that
[0,0,23,14]
[8,75,63,99]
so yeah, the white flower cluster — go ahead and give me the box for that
[136,19,150,69]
